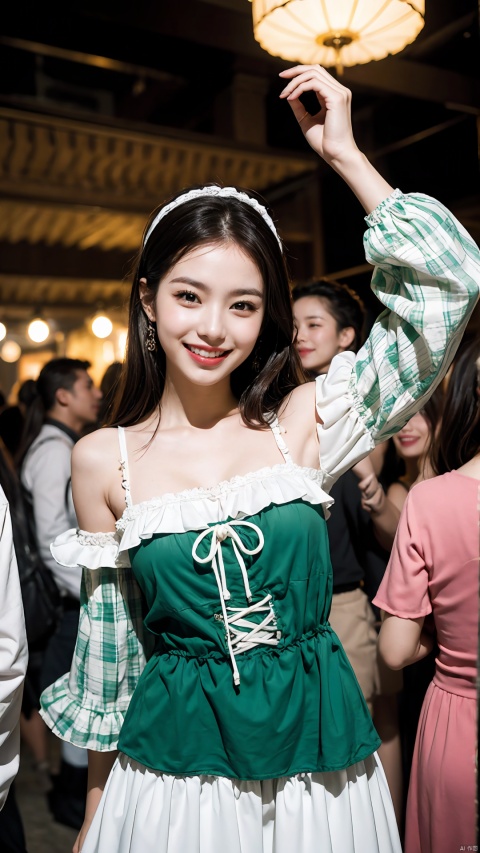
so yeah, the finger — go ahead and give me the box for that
[279,65,342,88]
[280,69,338,100]
[281,77,348,113]
[279,65,347,97]
[358,473,374,490]
[287,98,321,129]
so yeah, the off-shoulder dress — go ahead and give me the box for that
[40,191,480,853]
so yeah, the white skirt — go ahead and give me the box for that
[81,752,401,853]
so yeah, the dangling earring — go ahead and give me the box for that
[145,321,157,352]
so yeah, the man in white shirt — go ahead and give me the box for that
[0,486,28,810]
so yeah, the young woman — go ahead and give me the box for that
[39,65,479,853]
[374,337,480,853]
[293,278,365,376]
[386,389,444,515]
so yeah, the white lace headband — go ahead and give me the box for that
[143,186,282,248]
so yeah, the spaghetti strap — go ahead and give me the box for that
[117,426,133,508]
[268,416,291,463]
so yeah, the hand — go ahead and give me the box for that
[73,819,92,853]
[279,65,359,167]
[352,457,375,482]
[357,472,386,515]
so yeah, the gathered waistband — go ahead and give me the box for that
[153,624,335,663]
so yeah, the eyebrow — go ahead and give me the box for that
[170,276,263,299]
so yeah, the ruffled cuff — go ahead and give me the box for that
[40,674,128,751]
[364,188,403,227]
[51,528,130,570]
[315,352,375,489]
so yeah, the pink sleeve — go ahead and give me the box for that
[373,489,432,619]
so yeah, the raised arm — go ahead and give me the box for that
[279,64,393,214]
[280,66,480,487]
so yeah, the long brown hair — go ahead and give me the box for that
[433,336,480,474]
[110,186,304,429]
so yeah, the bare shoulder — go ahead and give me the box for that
[72,428,119,471]
[276,381,319,467]
[280,381,317,422]
[71,429,120,531]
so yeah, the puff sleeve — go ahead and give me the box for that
[315,190,480,488]
[39,530,153,751]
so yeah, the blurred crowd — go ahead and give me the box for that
[0,358,122,853]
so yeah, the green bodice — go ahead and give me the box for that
[118,499,380,778]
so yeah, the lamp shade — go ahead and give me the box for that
[252,0,425,70]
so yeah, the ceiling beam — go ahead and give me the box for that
[369,114,469,159]
[0,36,185,86]
[342,58,480,114]
[404,11,477,58]
[81,0,282,68]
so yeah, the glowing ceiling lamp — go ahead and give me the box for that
[0,322,6,342]
[251,0,425,73]
[1,341,22,363]
[28,317,50,343]
[91,314,113,339]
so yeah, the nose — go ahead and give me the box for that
[295,323,307,345]
[197,305,226,345]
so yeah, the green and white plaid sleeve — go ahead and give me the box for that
[40,531,152,751]
[316,189,480,487]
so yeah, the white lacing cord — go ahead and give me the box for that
[226,594,281,655]
[192,521,280,686]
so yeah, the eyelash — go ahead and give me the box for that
[175,291,256,312]
[176,290,199,304]
[233,301,256,312]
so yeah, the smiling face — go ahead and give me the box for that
[293,296,355,376]
[141,241,265,387]
[393,411,431,461]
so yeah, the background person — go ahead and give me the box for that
[0,453,28,853]
[374,336,480,853]
[386,389,444,515]
[17,358,102,830]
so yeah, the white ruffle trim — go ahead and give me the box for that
[116,464,332,543]
[40,673,127,751]
[51,465,333,570]
[364,187,403,226]
[51,528,130,570]
[315,352,375,490]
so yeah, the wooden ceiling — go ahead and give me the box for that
[0,0,479,334]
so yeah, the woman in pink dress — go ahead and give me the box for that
[374,337,480,853]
